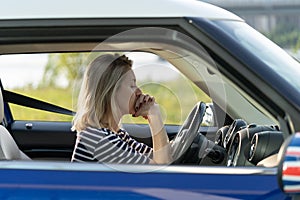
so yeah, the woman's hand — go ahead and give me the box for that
[133,94,172,164]
[132,94,156,118]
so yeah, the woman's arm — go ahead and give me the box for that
[147,104,172,164]
[133,95,172,164]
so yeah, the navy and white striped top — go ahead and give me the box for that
[71,127,153,164]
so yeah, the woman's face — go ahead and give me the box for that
[115,70,141,116]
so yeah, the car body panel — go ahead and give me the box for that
[0,162,287,199]
[0,0,242,21]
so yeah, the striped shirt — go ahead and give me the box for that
[71,127,153,164]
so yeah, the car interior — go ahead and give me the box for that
[0,27,287,168]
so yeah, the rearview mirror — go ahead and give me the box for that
[278,133,300,197]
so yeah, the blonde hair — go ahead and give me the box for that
[72,54,132,132]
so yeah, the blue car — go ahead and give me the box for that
[0,0,299,199]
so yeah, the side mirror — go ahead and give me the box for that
[278,133,300,196]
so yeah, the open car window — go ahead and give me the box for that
[0,52,211,125]
[0,54,74,121]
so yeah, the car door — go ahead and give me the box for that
[0,161,288,199]
[0,59,290,196]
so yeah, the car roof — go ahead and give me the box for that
[0,0,242,21]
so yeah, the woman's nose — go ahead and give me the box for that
[135,88,142,96]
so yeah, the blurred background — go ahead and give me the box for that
[202,0,300,60]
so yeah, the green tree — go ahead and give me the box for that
[40,53,91,88]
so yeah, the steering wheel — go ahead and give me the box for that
[171,102,206,163]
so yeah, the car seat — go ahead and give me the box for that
[0,89,30,160]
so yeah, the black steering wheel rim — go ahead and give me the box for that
[171,101,206,163]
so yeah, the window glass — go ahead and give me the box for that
[215,20,300,92]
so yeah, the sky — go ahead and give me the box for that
[0,54,47,89]
[0,52,179,89]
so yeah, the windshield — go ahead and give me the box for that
[214,20,300,92]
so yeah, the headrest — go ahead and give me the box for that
[0,89,4,121]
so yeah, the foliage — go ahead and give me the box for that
[10,87,74,121]
[267,23,300,52]
[40,53,90,88]
[40,52,120,88]
[10,77,210,124]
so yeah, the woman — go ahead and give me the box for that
[71,54,172,164]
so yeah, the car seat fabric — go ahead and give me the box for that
[0,89,30,160]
